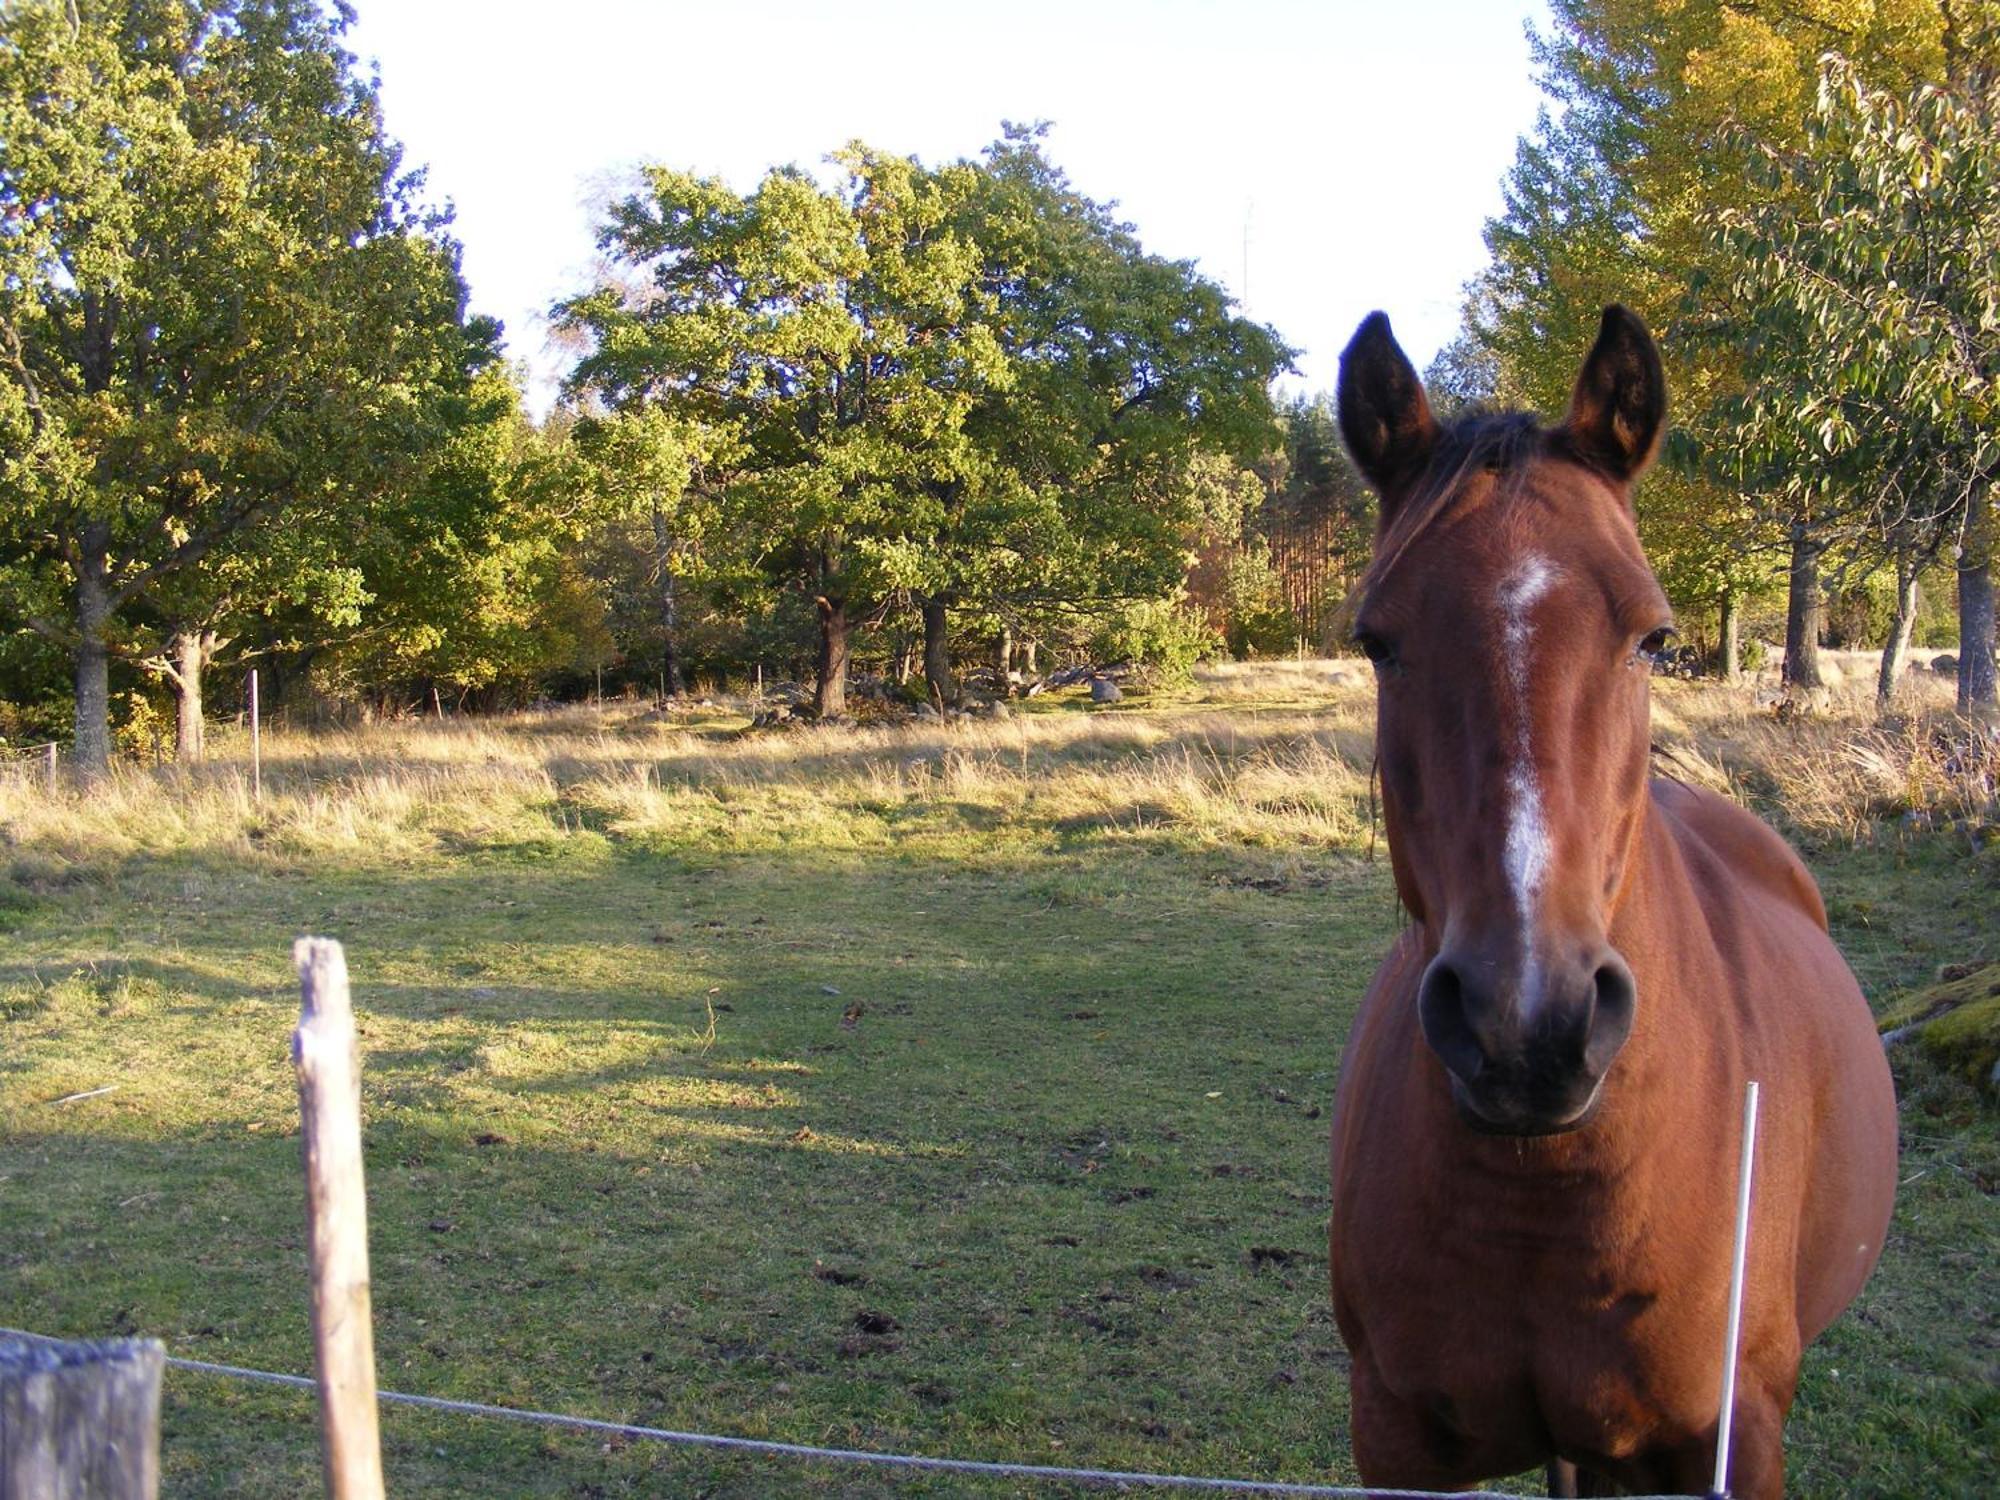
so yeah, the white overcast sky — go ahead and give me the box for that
[345,0,1552,414]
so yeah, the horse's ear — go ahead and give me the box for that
[1559,306,1666,483]
[1338,312,1436,521]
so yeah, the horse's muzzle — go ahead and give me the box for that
[1417,944,1636,1136]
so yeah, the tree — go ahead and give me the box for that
[1700,42,1999,707]
[1465,1,1969,678]
[559,129,1290,716]
[564,406,725,700]
[914,126,1290,703]
[0,1,495,771]
[558,147,1004,718]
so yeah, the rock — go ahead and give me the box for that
[913,701,940,719]
[1933,653,1959,675]
[1089,677,1123,704]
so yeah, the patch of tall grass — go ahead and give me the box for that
[1,663,1989,878]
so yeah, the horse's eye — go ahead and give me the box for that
[1637,626,1677,664]
[1353,631,1395,667]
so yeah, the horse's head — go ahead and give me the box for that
[1337,307,1675,1137]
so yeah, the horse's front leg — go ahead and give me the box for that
[1348,1351,1545,1492]
[1705,1394,1788,1500]
[1623,1390,1788,1500]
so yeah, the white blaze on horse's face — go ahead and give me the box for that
[1497,555,1557,1007]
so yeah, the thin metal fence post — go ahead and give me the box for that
[1709,1080,1761,1499]
[249,669,262,804]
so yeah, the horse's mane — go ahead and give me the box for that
[1362,409,1546,597]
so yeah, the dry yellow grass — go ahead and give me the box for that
[1650,665,1997,839]
[0,659,1989,870]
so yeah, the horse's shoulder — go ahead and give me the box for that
[1647,776,1829,931]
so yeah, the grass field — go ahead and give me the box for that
[1,662,1994,1497]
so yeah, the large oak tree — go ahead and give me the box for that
[0,0,495,770]
[557,129,1289,716]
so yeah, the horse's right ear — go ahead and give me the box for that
[1338,312,1436,522]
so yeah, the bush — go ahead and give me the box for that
[1088,599,1222,685]
[1220,544,1302,658]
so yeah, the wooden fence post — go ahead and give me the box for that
[42,743,56,797]
[292,938,385,1500]
[0,1335,164,1499]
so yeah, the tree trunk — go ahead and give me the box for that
[1718,587,1741,681]
[922,595,955,706]
[652,502,685,698]
[73,530,114,777]
[996,622,1013,682]
[170,629,217,763]
[892,636,916,685]
[1958,482,1996,713]
[814,596,850,719]
[1021,638,1038,676]
[1876,565,1919,706]
[1782,526,1825,693]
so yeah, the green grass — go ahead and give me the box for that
[1,677,1993,1497]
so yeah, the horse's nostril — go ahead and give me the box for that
[1584,953,1637,1075]
[1417,958,1486,1084]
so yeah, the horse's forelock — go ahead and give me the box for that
[1363,410,1546,598]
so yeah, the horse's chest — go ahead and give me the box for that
[1344,1217,1718,1447]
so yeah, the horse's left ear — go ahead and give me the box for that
[1559,306,1666,484]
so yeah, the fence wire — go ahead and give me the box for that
[2,1327,1691,1498]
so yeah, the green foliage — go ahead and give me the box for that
[109,688,170,760]
[1463,1,1975,632]
[1194,394,1369,661]
[0,0,498,761]
[1219,542,1300,659]
[325,369,597,699]
[1696,46,1999,565]
[557,125,1290,707]
[1088,596,1222,683]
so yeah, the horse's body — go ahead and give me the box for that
[1326,309,1897,1498]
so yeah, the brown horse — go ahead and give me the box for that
[1326,307,1897,1498]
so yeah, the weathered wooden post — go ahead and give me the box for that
[42,743,56,797]
[0,1335,164,1499]
[248,670,262,804]
[292,938,386,1500]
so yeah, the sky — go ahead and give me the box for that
[344,0,1553,414]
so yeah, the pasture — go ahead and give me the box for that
[0,662,1993,1497]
